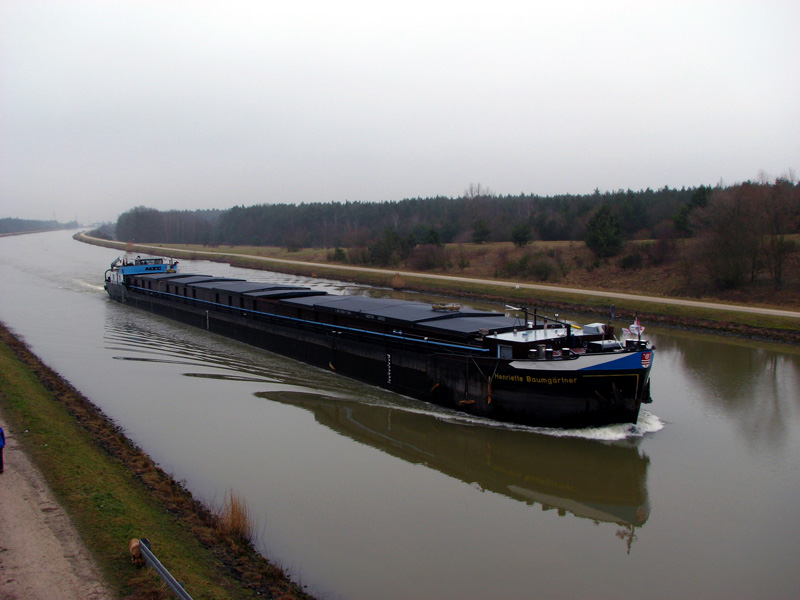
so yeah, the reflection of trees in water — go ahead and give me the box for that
[655,332,800,445]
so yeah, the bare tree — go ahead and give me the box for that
[760,178,800,289]
[690,180,799,290]
[463,182,492,200]
[691,185,762,289]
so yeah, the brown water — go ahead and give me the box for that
[1,230,798,599]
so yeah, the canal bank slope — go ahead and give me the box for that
[0,321,313,600]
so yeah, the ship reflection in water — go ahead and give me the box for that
[259,391,651,531]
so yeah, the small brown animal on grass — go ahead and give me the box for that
[129,538,145,567]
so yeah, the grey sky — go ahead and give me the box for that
[1,1,798,224]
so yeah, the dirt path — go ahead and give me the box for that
[0,414,114,600]
[121,240,800,320]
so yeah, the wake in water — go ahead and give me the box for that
[346,388,665,442]
[537,409,665,441]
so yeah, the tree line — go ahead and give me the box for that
[101,179,800,291]
[111,185,700,249]
[0,218,78,235]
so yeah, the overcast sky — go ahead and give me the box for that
[1,1,798,224]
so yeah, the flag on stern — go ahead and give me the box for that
[623,317,645,337]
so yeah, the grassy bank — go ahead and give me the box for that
[0,321,311,600]
[80,234,800,343]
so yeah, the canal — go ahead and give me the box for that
[1,230,798,599]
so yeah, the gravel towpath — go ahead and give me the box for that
[0,415,114,600]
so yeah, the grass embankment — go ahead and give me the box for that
[0,322,311,600]
[80,234,800,343]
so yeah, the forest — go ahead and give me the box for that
[0,218,77,235]
[109,185,700,247]
[99,179,799,293]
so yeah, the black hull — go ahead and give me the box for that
[107,283,649,428]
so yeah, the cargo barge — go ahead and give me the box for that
[105,255,654,428]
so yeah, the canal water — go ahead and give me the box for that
[1,230,798,599]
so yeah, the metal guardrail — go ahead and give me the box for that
[138,538,194,600]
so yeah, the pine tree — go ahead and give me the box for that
[585,204,623,257]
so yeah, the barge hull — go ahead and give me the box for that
[110,283,646,428]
